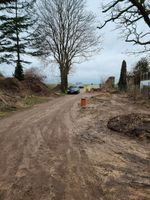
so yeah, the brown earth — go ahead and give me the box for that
[0,91,149,200]
[0,78,56,116]
[0,78,50,96]
[107,113,150,140]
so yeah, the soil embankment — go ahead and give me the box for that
[0,77,56,117]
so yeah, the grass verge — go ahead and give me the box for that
[22,96,49,106]
[0,95,50,119]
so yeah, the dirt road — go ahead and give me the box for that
[0,92,149,200]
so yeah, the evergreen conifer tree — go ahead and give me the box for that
[0,0,15,3]
[118,60,127,91]
[14,62,24,80]
[0,0,36,80]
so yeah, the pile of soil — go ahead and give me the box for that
[50,84,61,93]
[0,92,19,112]
[107,113,150,140]
[22,78,50,96]
[0,78,55,115]
[0,78,22,94]
[0,77,50,96]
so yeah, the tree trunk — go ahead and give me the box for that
[15,0,21,65]
[60,70,68,93]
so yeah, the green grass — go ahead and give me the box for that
[0,95,50,120]
[0,112,8,117]
[83,84,90,87]
[23,96,48,106]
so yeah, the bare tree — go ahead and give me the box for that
[98,0,150,52]
[33,0,100,92]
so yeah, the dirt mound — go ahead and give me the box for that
[0,78,52,116]
[107,113,150,140]
[0,92,19,113]
[0,77,50,96]
[51,84,61,92]
[0,78,22,94]
[22,79,50,96]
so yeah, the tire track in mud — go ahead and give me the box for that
[0,93,101,200]
[0,92,149,200]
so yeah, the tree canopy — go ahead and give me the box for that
[133,57,150,85]
[33,0,101,92]
[0,0,36,80]
[0,0,15,3]
[98,0,150,52]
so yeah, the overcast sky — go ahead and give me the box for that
[0,0,147,84]
[69,0,146,84]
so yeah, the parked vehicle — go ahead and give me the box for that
[78,85,84,89]
[67,86,80,94]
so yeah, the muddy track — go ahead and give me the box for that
[0,93,98,200]
[0,93,149,200]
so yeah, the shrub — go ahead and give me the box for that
[24,67,46,82]
[133,57,149,85]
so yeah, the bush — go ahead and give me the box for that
[24,67,46,82]
[133,57,149,85]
